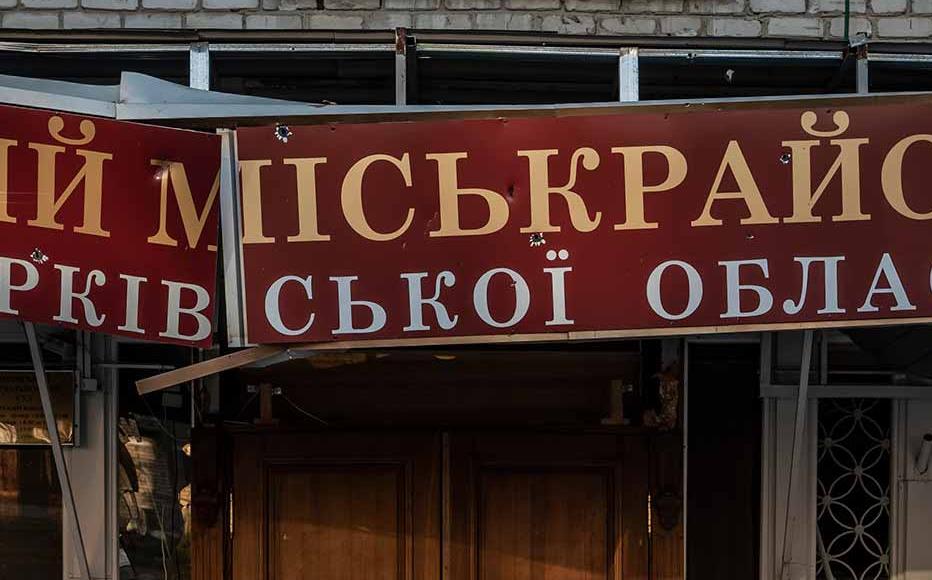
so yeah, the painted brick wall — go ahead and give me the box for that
[0,0,928,40]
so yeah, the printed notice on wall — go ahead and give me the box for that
[0,370,75,445]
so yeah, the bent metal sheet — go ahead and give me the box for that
[0,105,220,346]
[234,95,932,346]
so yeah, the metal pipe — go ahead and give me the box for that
[779,329,814,580]
[844,0,851,42]
[207,42,394,53]
[23,322,92,580]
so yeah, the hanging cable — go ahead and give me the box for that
[280,394,329,426]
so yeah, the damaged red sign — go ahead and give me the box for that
[0,106,220,346]
[233,96,932,346]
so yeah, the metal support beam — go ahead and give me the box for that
[853,41,869,95]
[395,28,408,107]
[23,322,92,580]
[779,329,814,580]
[189,41,210,91]
[219,128,246,348]
[618,47,639,102]
[618,47,639,103]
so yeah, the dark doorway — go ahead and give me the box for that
[687,343,761,579]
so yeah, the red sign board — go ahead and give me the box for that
[234,96,932,346]
[0,105,220,346]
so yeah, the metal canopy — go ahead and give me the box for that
[4,69,932,128]
[0,71,327,120]
[0,73,118,118]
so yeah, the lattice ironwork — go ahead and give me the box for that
[817,399,891,580]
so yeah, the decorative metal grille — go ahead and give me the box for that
[817,399,891,580]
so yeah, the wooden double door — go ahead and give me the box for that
[231,431,654,580]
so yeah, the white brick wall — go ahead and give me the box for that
[0,0,926,40]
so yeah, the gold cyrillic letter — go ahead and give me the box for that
[692,140,777,227]
[0,139,17,224]
[427,152,509,237]
[613,146,687,230]
[239,159,274,245]
[341,153,414,242]
[518,148,601,233]
[783,111,869,223]
[28,117,111,237]
[147,160,220,251]
[881,134,932,220]
[285,157,331,242]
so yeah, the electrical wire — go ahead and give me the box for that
[280,394,329,426]
[234,392,259,420]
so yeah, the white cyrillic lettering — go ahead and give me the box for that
[782,256,846,315]
[473,268,530,328]
[160,281,212,342]
[857,253,916,313]
[646,260,703,321]
[331,276,387,335]
[53,265,106,327]
[118,274,147,334]
[0,257,38,315]
[401,271,458,332]
[720,259,773,318]
[544,265,573,326]
[265,275,315,336]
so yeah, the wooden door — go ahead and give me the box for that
[232,432,441,580]
[449,433,648,580]
[231,431,651,580]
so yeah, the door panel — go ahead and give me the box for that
[479,469,611,580]
[269,465,404,580]
[232,432,441,580]
[450,433,641,580]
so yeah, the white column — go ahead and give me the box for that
[62,333,118,580]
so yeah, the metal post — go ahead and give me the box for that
[853,41,869,95]
[779,328,814,580]
[619,47,639,102]
[681,337,689,580]
[190,42,210,91]
[23,322,92,580]
[219,128,246,347]
[395,28,408,106]
[105,335,120,580]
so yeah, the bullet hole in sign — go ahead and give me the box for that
[30,248,48,264]
[274,124,293,143]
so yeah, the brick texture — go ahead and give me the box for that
[0,0,926,40]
